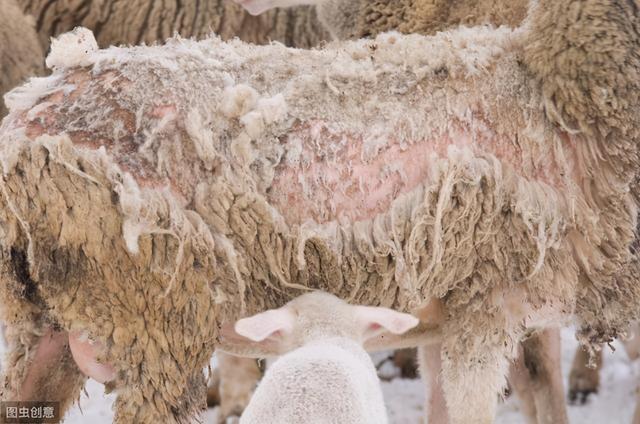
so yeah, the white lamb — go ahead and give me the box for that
[223,291,419,424]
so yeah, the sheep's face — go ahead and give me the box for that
[226,291,419,356]
[232,0,317,16]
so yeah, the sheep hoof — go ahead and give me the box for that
[568,385,598,405]
[223,414,241,424]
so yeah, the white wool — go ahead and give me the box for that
[284,137,304,166]
[122,219,146,255]
[239,93,288,139]
[239,111,265,139]
[185,110,217,169]
[255,94,288,125]
[242,342,387,424]
[45,27,98,70]
[220,84,260,118]
[3,75,68,112]
[230,134,256,166]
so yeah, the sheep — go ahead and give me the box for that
[0,0,639,422]
[0,0,43,116]
[233,1,574,422]
[0,0,330,118]
[15,0,328,50]
[235,0,528,40]
[219,291,419,423]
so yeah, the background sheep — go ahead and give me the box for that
[235,0,528,40]
[0,0,330,117]
[15,0,328,49]
[222,291,419,423]
[0,0,639,423]
[0,0,43,116]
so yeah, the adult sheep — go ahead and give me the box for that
[0,0,43,116]
[238,0,527,41]
[16,0,329,49]
[0,0,329,117]
[0,1,639,424]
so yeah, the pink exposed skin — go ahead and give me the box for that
[68,331,116,384]
[269,120,574,224]
[14,69,577,227]
[18,329,68,400]
[16,330,115,401]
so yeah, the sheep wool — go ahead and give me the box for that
[0,0,638,422]
[0,0,43,116]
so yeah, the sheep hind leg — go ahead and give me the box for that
[439,304,519,424]
[207,367,221,408]
[520,327,568,424]
[567,344,602,404]
[623,322,640,424]
[508,343,538,424]
[418,342,450,424]
[0,323,86,417]
[216,353,262,422]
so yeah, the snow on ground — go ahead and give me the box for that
[2,327,638,423]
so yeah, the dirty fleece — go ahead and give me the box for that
[0,1,638,421]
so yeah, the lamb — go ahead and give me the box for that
[219,291,418,423]
[235,0,528,40]
[0,0,43,116]
[0,0,639,422]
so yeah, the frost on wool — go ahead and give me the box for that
[45,27,99,70]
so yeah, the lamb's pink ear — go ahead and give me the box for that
[234,308,295,342]
[216,308,295,358]
[354,306,419,340]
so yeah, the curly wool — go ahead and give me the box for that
[0,0,43,116]
[0,0,638,421]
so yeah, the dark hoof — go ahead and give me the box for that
[568,388,597,405]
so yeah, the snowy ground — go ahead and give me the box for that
[2,327,638,423]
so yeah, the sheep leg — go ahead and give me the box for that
[439,299,520,424]
[418,342,450,424]
[622,322,640,361]
[508,344,538,424]
[393,348,418,379]
[518,328,568,424]
[634,398,640,424]
[216,353,262,422]
[207,367,221,407]
[440,342,510,424]
[623,323,640,424]
[0,325,86,416]
[567,345,602,404]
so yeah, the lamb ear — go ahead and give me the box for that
[354,306,420,340]
[234,308,295,342]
